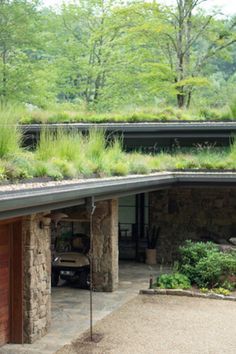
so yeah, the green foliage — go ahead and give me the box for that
[156,273,191,289]
[200,287,231,296]
[230,97,236,118]
[199,287,209,294]
[178,240,236,289]
[0,0,235,111]
[194,251,236,288]
[0,109,22,158]
[212,288,231,296]
[19,104,236,124]
[179,240,219,282]
[3,122,236,182]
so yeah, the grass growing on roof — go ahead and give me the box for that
[17,104,236,124]
[0,127,236,182]
[0,109,22,158]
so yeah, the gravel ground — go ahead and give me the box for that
[57,294,236,354]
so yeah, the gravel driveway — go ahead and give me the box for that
[57,294,236,354]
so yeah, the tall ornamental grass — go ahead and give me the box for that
[2,125,236,181]
[0,109,22,158]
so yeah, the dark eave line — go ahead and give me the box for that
[22,122,236,133]
[21,123,236,149]
[1,172,236,220]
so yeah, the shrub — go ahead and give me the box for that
[178,240,219,282]
[156,273,191,289]
[178,240,236,289]
[194,251,236,288]
[212,288,231,296]
[199,288,209,293]
[200,287,231,295]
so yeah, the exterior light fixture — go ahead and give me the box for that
[40,212,68,229]
[39,216,51,229]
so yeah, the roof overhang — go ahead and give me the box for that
[1,172,236,220]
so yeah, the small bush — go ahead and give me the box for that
[200,287,231,296]
[194,251,236,288]
[178,240,219,282]
[156,273,191,289]
[178,240,236,289]
[200,288,209,293]
[212,288,231,296]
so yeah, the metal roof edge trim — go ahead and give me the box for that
[1,172,236,220]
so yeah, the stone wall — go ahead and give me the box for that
[22,214,51,343]
[92,199,119,292]
[149,188,236,264]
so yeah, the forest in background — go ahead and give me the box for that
[0,0,236,118]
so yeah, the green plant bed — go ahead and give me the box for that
[2,115,236,182]
[178,240,236,289]
[18,105,236,124]
[153,241,236,296]
[156,273,191,289]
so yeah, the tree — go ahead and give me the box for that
[55,0,126,107]
[159,0,236,108]
[0,0,40,103]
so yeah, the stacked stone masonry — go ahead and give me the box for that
[63,199,119,292]
[92,199,119,292]
[149,187,236,263]
[22,214,51,343]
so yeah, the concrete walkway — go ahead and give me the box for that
[1,262,165,354]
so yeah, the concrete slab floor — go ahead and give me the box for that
[1,262,168,354]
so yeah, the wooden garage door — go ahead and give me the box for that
[0,225,10,346]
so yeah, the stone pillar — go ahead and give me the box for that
[92,199,118,292]
[22,213,51,343]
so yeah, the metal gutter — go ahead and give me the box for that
[0,173,175,220]
[1,172,236,220]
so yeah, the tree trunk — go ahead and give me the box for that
[1,48,7,104]
[186,89,192,108]
[177,88,185,108]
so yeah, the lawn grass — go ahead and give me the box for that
[0,126,236,183]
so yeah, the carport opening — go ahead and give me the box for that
[50,206,91,289]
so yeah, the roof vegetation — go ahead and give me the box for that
[19,104,236,124]
[1,110,236,183]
